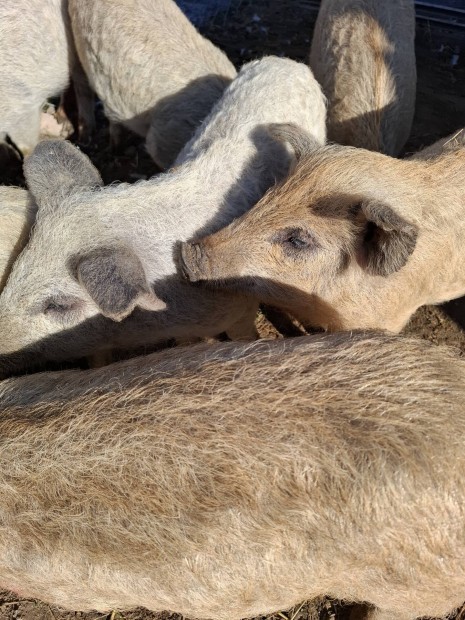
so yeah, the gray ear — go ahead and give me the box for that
[72,246,166,321]
[268,123,321,161]
[360,200,418,277]
[24,139,103,209]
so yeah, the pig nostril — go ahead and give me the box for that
[180,244,193,281]
[179,242,204,282]
[193,243,203,263]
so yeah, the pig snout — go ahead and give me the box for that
[179,241,209,282]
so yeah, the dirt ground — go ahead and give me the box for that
[1,2,465,619]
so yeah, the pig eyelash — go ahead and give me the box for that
[287,234,309,249]
[43,297,81,316]
[272,228,317,255]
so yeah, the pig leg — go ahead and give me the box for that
[350,604,411,620]
[72,64,95,145]
[225,304,259,341]
[40,108,73,139]
[88,351,114,369]
[109,121,124,151]
[7,106,41,157]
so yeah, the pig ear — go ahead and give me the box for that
[71,246,166,321]
[359,200,418,277]
[268,123,321,161]
[24,139,103,209]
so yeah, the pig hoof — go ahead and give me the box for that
[39,111,73,140]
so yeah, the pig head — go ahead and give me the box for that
[180,123,465,332]
[0,140,168,376]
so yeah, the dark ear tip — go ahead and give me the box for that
[25,139,79,163]
[361,207,419,277]
[267,123,321,160]
[268,122,305,145]
[24,139,103,195]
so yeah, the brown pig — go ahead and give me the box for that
[1,331,465,620]
[180,124,465,333]
[310,0,416,156]
[408,127,465,161]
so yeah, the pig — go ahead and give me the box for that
[407,127,465,161]
[0,331,465,620]
[68,0,237,169]
[0,0,94,156]
[0,188,36,290]
[310,0,416,156]
[180,122,465,334]
[0,57,327,378]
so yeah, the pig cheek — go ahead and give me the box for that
[0,314,52,353]
[239,245,280,280]
[29,313,69,342]
[273,251,317,297]
[34,303,97,339]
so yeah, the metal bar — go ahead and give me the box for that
[415,1,465,16]
[416,11,465,28]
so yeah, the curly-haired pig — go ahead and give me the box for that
[68,0,237,169]
[310,0,416,155]
[1,332,465,620]
[0,187,36,290]
[0,0,94,155]
[180,123,465,333]
[407,127,465,161]
[0,58,326,378]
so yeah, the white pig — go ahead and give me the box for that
[0,0,94,156]
[0,187,36,289]
[68,0,237,168]
[0,57,327,377]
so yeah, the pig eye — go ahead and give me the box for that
[43,297,81,316]
[287,234,309,249]
[273,228,316,254]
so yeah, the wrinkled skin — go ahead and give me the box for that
[180,124,465,333]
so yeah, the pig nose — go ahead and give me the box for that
[179,242,207,282]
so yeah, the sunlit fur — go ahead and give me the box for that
[0,332,465,620]
[187,128,465,333]
[69,0,237,168]
[310,0,416,155]
[0,58,326,374]
[0,188,36,290]
[0,0,93,155]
